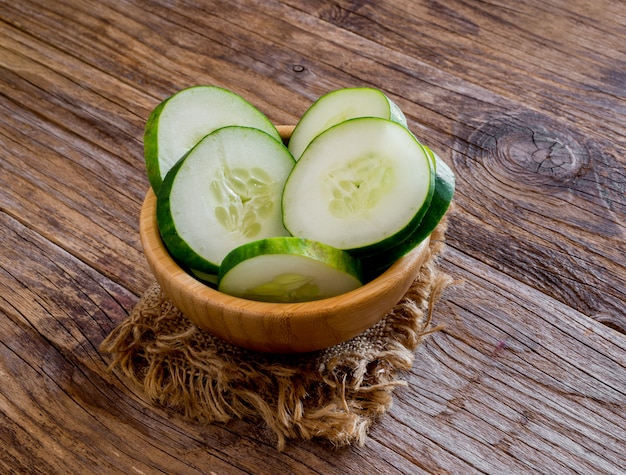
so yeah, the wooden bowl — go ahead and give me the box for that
[139,126,431,353]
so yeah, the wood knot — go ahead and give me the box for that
[463,112,589,187]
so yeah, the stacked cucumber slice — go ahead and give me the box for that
[144,85,281,192]
[156,126,295,279]
[287,86,407,160]
[218,237,363,303]
[144,86,454,303]
[283,117,434,255]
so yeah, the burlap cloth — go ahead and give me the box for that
[100,219,452,450]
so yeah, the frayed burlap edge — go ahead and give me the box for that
[100,217,453,451]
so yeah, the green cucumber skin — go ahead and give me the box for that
[144,98,166,192]
[156,147,222,274]
[360,151,455,280]
[157,126,295,275]
[218,236,362,285]
[387,96,408,128]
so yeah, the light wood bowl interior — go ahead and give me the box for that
[139,125,431,353]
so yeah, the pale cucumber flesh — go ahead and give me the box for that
[288,87,407,160]
[360,148,455,280]
[282,117,434,255]
[144,85,280,192]
[218,237,362,302]
[157,126,295,274]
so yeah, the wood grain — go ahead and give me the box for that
[1,0,624,473]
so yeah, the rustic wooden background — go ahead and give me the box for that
[1,0,624,473]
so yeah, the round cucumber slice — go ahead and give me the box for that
[360,147,455,280]
[288,87,407,160]
[282,117,435,256]
[218,237,363,302]
[144,85,281,192]
[157,126,295,275]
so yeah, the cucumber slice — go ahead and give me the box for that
[282,117,435,255]
[188,268,219,287]
[218,237,363,302]
[157,126,295,275]
[288,87,407,160]
[360,147,455,280]
[144,85,281,192]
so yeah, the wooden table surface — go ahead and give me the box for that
[1,1,625,473]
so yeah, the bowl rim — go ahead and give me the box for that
[140,187,430,316]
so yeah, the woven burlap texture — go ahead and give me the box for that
[101,220,451,450]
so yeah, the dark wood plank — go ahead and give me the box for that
[419,250,625,472]
[1,0,624,472]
